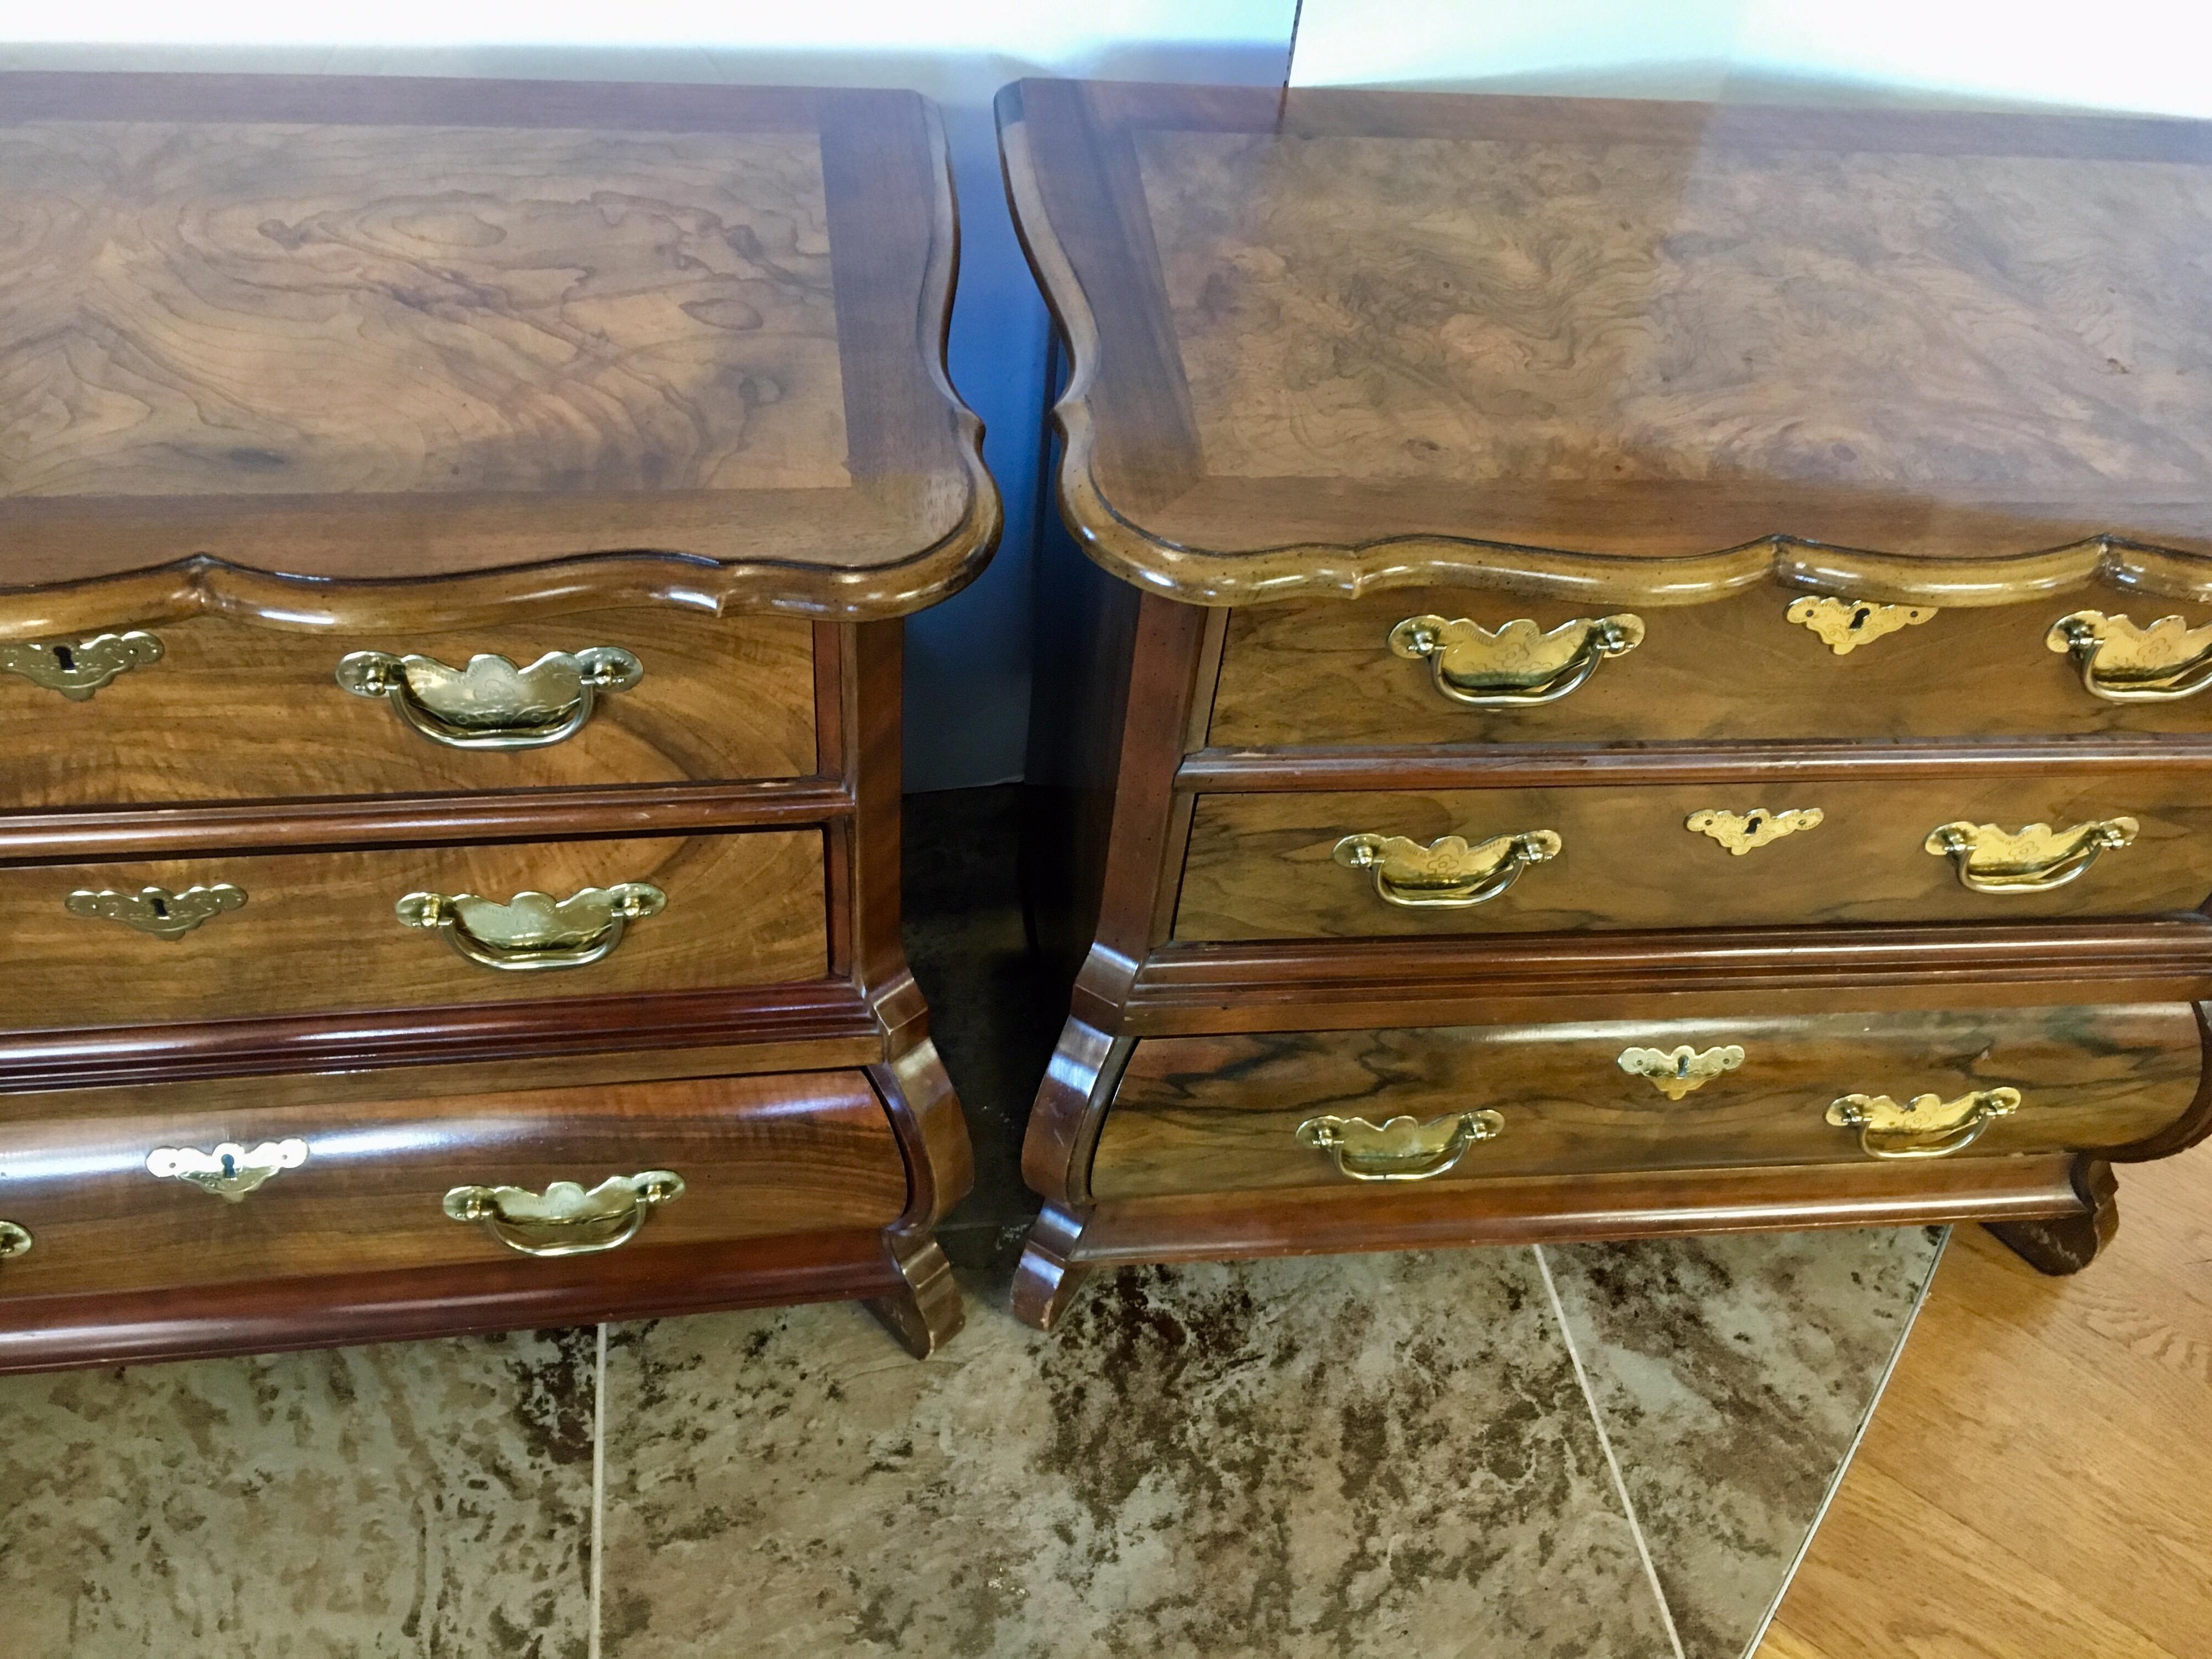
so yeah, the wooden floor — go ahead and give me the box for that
[1759,1153,2212,1659]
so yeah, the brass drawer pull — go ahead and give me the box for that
[1296,1112,1503,1183]
[2047,611,2212,702]
[1389,613,1644,707]
[336,646,642,749]
[1826,1088,2020,1160]
[444,1171,685,1257]
[146,1138,309,1203]
[1783,596,1936,655]
[0,629,162,699]
[1618,1044,1745,1099]
[66,882,246,940]
[1333,830,1561,909]
[1923,817,2137,893]
[396,882,665,971]
[0,1220,31,1262]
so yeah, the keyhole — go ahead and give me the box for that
[53,645,75,671]
[1674,1054,1691,1077]
[220,1152,237,1179]
[1848,606,1873,631]
[148,896,169,919]
[1744,813,1766,833]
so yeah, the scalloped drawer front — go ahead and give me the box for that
[0,1069,906,1312]
[1087,1004,2205,1200]
[0,830,827,1032]
[1209,587,2212,749]
[0,606,816,809]
[1174,776,2212,940]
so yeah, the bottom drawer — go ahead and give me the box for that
[0,1070,908,1303]
[1088,1004,2205,1199]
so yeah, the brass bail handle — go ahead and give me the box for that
[1295,1110,1504,1182]
[443,1171,686,1257]
[2047,611,2212,702]
[1923,818,2137,894]
[396,883,666,972]
[336,646,642,749]
[1389,612,1644,707]
[1333,830,1562,909]
[1826,1088,2021,1160]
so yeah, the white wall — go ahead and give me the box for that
[1291,0,2212,117]
[4,4,1300,788]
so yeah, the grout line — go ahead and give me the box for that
[1535,1244,1689,1659]
[589,1322,607,1659]
[1736,1225,1952,1659]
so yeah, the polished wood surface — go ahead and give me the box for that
[0,73,996,619]
[1004,79,2212,602]
[1212,588,2212,749]
[0,606,815,808]
[1089,1006,2201,1199]
[1177,776,2212,939]
[0,1069,906,1302]
[1760,1152,2212,1659]
[2,828,826,1028]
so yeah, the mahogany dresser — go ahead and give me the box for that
[1003,78,2212,1327]
[0,73,996,1368]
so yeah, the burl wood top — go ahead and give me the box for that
[1003,79,2212,604]
[0,74,995,618]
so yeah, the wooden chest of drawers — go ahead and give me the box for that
[0,74,997,1369]
[1002,79,2212,1325]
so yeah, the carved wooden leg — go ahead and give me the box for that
[864,1237,964,1358]
[1986,1159,2119,1276]
[1010,1204,1097,1332]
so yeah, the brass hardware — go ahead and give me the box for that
[146,1138,310,1203]
[1684,807,1824,856]
[66,883,246,940]
[1332,830,1562,909]
[1388,613,1644,706]
[443,1171,685,1257]
[1295,1112,1503,1182]
[1784,596,1937,655]
[1617,1044,1746,1100]
[0,629,162,699]
[395,882,666,971]
[1923,817,2138,894]
[336,646,643,749]
[1826,1087,2020,1159]
[2047,611,2212,702]
[0,1220,30,1262]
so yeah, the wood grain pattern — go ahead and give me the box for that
[0,606,814,808]
[0,1067,905,1307]
[1176,777,2212,939]
[0,829,826,1030]
[1088,1006,2202,1199]
[1211,587,2212,748]
[1003,79,2212,603]
[0,74,997,618]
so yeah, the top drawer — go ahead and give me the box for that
[1211,587,2212,749]
[0,606,816,810]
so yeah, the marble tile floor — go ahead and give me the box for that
[0,1229,1943,1659]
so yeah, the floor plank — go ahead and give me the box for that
[1757,1154,2212,1659]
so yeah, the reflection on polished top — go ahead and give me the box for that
[1001,79,2212,600]
[0,72,995,615]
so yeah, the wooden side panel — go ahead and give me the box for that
[0,607,817,809]
[0,1070,907,1303]
[1089,1005,2204,1198]
[0,830,827,1029]
[1177,776,2212,939]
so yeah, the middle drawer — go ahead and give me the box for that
[1177,775,2212,938]
[0,829,826,1030]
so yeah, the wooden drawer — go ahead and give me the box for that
[0,606,816,809]
[1088,1004,2206,1199]
[1210,588,2212,749]
[1177,775,2212,939]
[0,1071,907,1303]
[0,829,826,1031]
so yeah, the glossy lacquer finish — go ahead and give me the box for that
[0,73,997,1367]
[1003,78,2212,1332]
